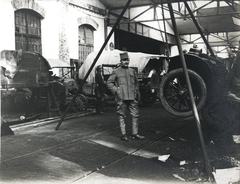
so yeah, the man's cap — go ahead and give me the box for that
[96,65,102,70]
[120,52,129,60]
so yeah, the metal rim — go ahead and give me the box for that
[160,68,207,117]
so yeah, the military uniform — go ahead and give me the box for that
[107,53,143,139]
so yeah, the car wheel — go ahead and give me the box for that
[160,68,207,117]
[72,94,88,112]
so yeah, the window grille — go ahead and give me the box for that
[15,10,42,53]
[78,25,94,63]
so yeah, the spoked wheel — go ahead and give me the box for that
[160,68,207,117]
[72,94,88,112]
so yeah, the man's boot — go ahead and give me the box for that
[119,116,128,141]
[130,117,145,140]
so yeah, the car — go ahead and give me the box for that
[160,47,229,117]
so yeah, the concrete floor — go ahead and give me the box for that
[1,102,239,184]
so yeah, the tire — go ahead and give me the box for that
[72,94,88,112]
[160,68,207,117]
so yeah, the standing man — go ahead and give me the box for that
[107,52,145,141]
[95,65,106,114]
[227,40,240,102]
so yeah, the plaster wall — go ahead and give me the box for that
[37,1,61,60]
[0,0,106,64]
[68,5,106,59]
[0,0,16,51]
[39,0,106,62]
[106,27,115,51]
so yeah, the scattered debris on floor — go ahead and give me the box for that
[212,167,240,184]
[173,174,185,181]
[158,154,170,162]
[179,138,189,141]
[179,160,200,166]
[233,135,240,144]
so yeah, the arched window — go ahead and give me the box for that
[78,25,94,62]
[15,9,42,53]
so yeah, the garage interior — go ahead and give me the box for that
[102,0,240,57]
[1,1,240,183]
[63,0,240,181]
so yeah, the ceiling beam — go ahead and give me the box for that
[189,0,215,15]
[103,0,239,50]
[105,0,208,11]
[224,0,240,18]
[130,5,154,21]
[110,11,240,24]
[180,40,237,46]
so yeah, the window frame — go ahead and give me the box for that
[78,24,94,63]
[15,9,42,53]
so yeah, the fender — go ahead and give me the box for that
[168,53,213,86]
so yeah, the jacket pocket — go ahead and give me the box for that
[118,75,126,85]
[129,72,135,84]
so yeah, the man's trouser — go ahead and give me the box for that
[95,97,101,112]
[116,100,139,135]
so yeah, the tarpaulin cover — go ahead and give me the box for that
[78,49,163,83]
[47,59,73,68]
